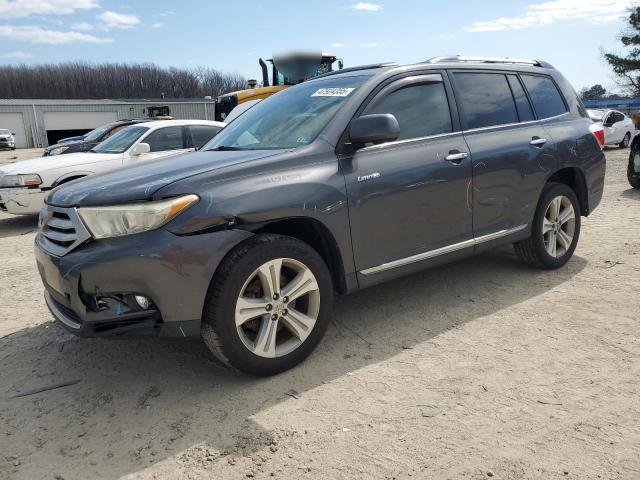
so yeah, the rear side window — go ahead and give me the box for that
[367,81,452,141]
[453,73,519,129]
[507,75,535,122]
[521,74,567,119]
[143,126,185,152]
[190,125,222,149]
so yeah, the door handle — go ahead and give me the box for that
[445,152,469,163]
[530,137,547,147]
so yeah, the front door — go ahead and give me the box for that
[343,73,473,275]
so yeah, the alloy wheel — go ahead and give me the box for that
[543,195,575,258]
[235,258,320,358]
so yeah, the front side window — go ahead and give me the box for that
[204,75,370,151]
[521,74,567,119]
[143,126,185,152]
[91,126,148,154]
[366,81,452,141]
[454,72,519,129]
[190,125,222,149]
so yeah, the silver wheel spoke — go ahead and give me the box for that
[253,317,278,357]
[235,296,269,326]
[281,269,319,303]
[546,231,557,256]
[542,217,554,234]
[549,196,561,220]
[558,205,575,225]
[557,229,573,250]
[281,308,315,342]
[257,259,282,299]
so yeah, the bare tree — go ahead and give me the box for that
[0,62,247,99]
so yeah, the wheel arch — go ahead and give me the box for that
[52,171,93,187]
[545,167,589,216]
[249,217,348,295]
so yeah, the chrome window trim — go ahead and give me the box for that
[359,224,528,275]
[461,111,570,135]
[358,131,462,152]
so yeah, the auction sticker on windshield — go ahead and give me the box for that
[312,88,355,97]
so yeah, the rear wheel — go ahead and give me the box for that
[619,132,631,149]
[629,145,640,189]
[514,183,581,269]
[201,234,333,376]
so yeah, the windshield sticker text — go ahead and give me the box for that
[312,88,355,97]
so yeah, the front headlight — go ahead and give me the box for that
[77,194,199,239]
[49,146,69,156]
[0,174,42,187]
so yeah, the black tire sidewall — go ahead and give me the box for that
[629,146,640,189]
[530,183,581,269]
[204,235,333,376]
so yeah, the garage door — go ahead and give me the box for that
[43,111,118,146]
[0,113,27,148]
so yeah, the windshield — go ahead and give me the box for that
[0,129,10,135]
[91,126,148,154]
[204,75,369,151]
[84,123,118,142]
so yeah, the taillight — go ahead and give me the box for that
[589,123,605,149]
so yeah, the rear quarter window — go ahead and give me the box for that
[521,74,568,119]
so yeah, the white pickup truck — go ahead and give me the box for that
[0,119,224,215]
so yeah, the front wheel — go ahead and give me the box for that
[514,183,581,269]
[629,146,640,189]
[619,132,631,149]
[201,234,333,376]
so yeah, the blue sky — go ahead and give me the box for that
[0,0,636,92]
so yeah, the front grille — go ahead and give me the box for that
[39,205,91,256]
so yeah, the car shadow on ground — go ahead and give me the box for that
[621,187,640,199]
[0,247,587,479]
[0,214,38,238]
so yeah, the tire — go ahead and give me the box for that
[514,183,581,269]
[619,132,631,149]
[201,234,333,376]
[629,145,640,189]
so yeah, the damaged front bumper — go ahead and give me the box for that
[34,226,252,338]
[0,187,47,215]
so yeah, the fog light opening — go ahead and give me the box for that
[134,295,150,310]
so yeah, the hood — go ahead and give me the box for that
[0,152,120,175]
[45,139,84,151]
[0,134,13,139]
[47,149,285,207]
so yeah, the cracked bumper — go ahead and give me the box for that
[0,188,46,215]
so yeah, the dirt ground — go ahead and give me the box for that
[1,147,639,480]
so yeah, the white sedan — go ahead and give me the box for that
[587,109,635,148]
[0,119,224,215]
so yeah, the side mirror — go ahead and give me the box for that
[349,114,400,146]
[130,142,150,156]
[11,132,16,136]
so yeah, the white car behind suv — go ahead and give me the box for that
[587,109,635,148]
[0,119,224,215]
[0,129,16,150]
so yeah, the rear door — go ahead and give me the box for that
[125,126,191,165]
[343,73,473,275]
[451,70,554,239]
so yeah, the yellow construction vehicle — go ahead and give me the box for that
[214,52,342,121]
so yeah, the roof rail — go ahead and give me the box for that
[314,62,398,79]
[425,55,554,68]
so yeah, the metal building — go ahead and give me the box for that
[0,98,215,148]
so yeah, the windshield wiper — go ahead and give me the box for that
[210,145,246,151]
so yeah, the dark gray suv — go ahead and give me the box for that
[35,56,606,376]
